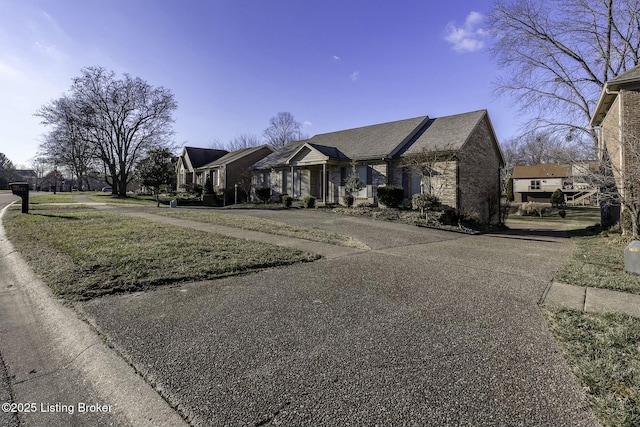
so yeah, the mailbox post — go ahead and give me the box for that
[9,182,30,214]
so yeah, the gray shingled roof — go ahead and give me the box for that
[253,141,305,169]
[609,64,640,84]
[200,145,273,169]
[307,116,429,160]
[252,110,491,169]
[184,147,228,169]
[400,110,487,156]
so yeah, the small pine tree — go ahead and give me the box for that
[550,188,564,207]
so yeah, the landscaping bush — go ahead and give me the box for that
[303,195,316,208]
[281,194,293,208]
[519,201,545,217]
[411,193,441,212]
[255,187,272,203]
[342,194,354,207]
[559,210,566,218]
[180,183,203,197]
[376,185,404,208]
[550,188,565,207]
[440,208,459,225]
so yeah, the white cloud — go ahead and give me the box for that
[332,55,341,61]
[444,11,487,53]
[303,121,312,127]
[350,71,360,82]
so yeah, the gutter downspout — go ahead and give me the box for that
[223,167,227,207]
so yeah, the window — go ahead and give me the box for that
[530,180,541,190]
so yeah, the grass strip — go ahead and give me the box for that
[156,210,368,248]
[87,193,158,205]
[555,231,640,294]
[545,307,640,426]
[29,194,74,204]
[3,211,318,300]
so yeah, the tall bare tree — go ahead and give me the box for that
[263,112,304,148]
[37,96,97,191]
[37,67,177,197]
[488,0,640,145]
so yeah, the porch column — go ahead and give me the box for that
[322,163,327,204]
[290,166,294,197]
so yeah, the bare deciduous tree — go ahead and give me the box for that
[36,66,177,197]
[37,96,97,191]
[263,112,304,148]
[488,0,640,145]
[227,133,262,151]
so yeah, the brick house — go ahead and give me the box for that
[197,145,274,204]
[176,147,228,190]
[591,64,640,223]
[252,110,504,223]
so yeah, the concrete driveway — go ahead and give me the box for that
[77,209,598,426]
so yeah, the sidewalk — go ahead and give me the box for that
[0,201,187,427]
[542,281,640,318]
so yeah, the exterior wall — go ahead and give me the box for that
[458,117,502,223]
[601,96,623,195]
[429,160,458,208]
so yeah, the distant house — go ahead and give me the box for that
[13,170,37,190]
[176,147,228,190]
[511,163,597,205]
[591,64,640,223]
[197,145,274,204]
[252,110,505,223]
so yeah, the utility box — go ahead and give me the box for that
[9,182,29,214]
[170,199,177,208]
[625,240,640,275]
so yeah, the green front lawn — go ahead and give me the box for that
[29,194,75,204]
[556,231,640,294]
[3,211,318,300]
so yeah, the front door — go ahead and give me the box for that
[309,168,322,198]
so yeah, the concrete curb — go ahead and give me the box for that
[542,281,640,318]
[0,203,187,426]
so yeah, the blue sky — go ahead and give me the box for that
[1,0,522,167]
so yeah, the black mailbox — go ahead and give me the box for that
[9,182,29,214]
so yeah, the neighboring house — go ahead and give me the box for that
[197,145,274,204]
[252,110,505,223]
[591,64,640,223]
[511,163,597,205]
[176,147,228,190]
[13,170,37,190]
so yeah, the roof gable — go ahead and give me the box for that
[592,64,640,126]
[183,147,228,169]
[400,110,488,156]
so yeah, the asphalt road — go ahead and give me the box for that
[77,209,599,426]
